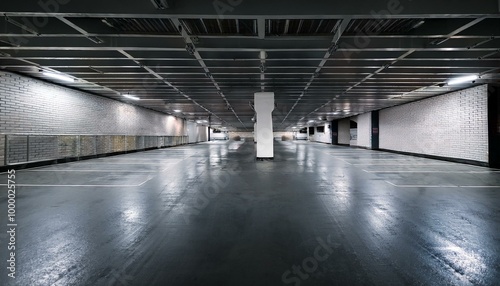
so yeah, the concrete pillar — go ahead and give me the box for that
[331,120,338,145]
[254,92,274,159]
[253,122,257,143]
[371,111,379,150]
[488,85,500,168]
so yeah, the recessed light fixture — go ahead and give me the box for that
[123,94,140,100]
[448,75,479,86]
[42,71,75,83]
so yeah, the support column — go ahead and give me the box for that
[331,120,338,145]
[371,111,379,150]
[253,122,257,143]
[488,85,500,168]
[254,92,274,159]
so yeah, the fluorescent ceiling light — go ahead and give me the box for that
[448,75,478,86]
[122,94,140,100]
[42,71,75,82]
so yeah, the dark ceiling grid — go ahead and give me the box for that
[287,16,497,128]
[171,18,248,130]
[117,49,230,126]
[0,1,499,130]
[280,18,348,125]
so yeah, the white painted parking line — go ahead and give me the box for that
[319,151,352,164]
[345,158,429,161]
[363,170,500,173]
[0,175,154,187]
[354,163,455,166]
[73,162,169,165]
[15,169,159,173]
[384,180,500,188]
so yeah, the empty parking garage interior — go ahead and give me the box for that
[0,1,500,285]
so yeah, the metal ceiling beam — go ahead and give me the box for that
[117,49,230,126]
[281,17,351,124]
[292,49,418,124]
[257,18,266,39]
[9,34,500,50]
[1,0,498,18]
[55,16,104,44]
[171,18,247,129]
[428,17,487,46]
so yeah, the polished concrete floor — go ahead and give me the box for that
[1,140,499,285]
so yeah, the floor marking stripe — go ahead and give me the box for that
[364,170,500,173]
[14,169,159,173]
[355,163,455,166]
[384,180,500,188]
[0,175,153,187]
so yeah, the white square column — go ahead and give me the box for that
[254,92,274,159]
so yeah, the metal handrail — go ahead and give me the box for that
[1,134,189,166]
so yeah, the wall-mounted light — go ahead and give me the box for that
[173,109,182,113]
[122,94,140,100]
[448,75,478,86]
[42,71,75,83]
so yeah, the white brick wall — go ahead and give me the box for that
[355,112,372,148]
[0,71,185,136]
[338,119,351,145]
[379,85,489,163]
[0,71,204,165]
